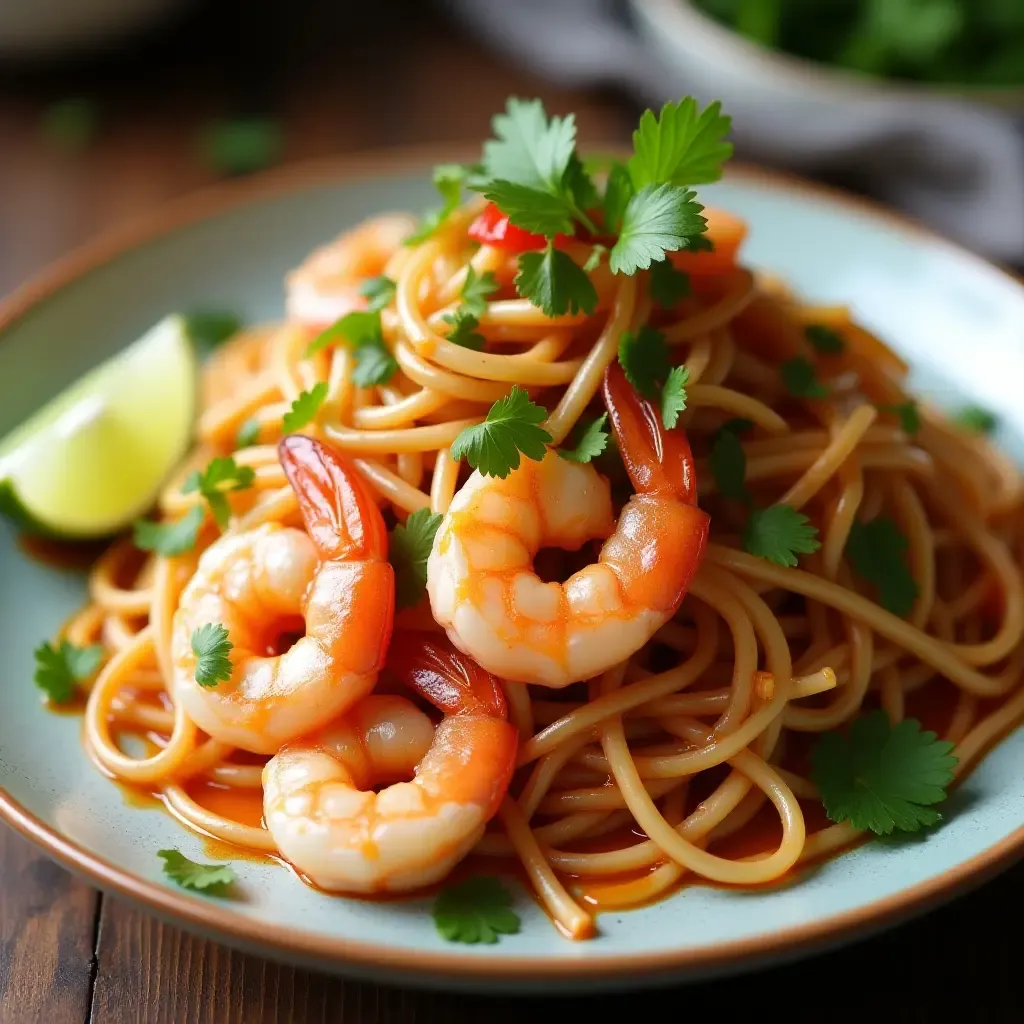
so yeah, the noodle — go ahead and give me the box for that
[66,203,1024,942]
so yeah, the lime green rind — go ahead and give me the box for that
[0,316,197,539]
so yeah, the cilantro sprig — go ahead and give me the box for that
[359,275,396,312]
[134,506,205,557]
[33,640,104,703]
[811,711,958,835]
[846,517,919,617]
[158,849,237,895]
[389,508,443,610]
[708,418,753,504]
[451,386,552,479]
[877,400,920,436]
[558,413,609,464]
[954,405,998,435]
[191,623,233,688]
[182,456,255,530]
[282,382,329,434]
[305,311,397,387]
[433,876,521,944]
[617,327,689,430]
[743,505,820,568]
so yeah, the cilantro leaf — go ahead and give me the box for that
[954,405,998,435]
[628,98,733,188]
[709,419,752,503]
[306,311,396,386]
[478,180,575,236]
[482,97,576,193]
[609,183,706,275]
[353,343,398,387]
[805,323,846,354]
[183,310,242,356]
[406,163,467,244]
[558,413,609,463]
[563,152,600,212]
[235,419,261,449]
[451,385,552,479]
[810,711,958,835]
[33,640,104,703]
[133,505,205,556]
[191,623,233,688]
[433,876,521,944]
[182,456,256,530]
[282,382,329,434]
[515,244,597,317]
[846,517,919,617]
[602,162,635,234]
[358,275,396,312]
[743,505,820,566]
[442,309,486,351]
[618,326,669,400]
[459,267,499,318]
[583,244,606,273]
[877,401,921,436]
[389,508,443,609]
[780,356,829,399]
[649,258,691,309]
[661,365,690,429]
[158,849,237,895]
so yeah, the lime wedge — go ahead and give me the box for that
[0,316,197,538]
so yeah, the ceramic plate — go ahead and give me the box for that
[1,155,1022,994]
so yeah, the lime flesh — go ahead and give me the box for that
[0,316,197,538]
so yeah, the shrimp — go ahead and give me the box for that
[426,362,711,687]
[171,436,394,753]
[262,632,517,893]
[285,214,417,326]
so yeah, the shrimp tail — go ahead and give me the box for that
[602,361,698,503]
[387,631,508,719]
[279,435,388,562]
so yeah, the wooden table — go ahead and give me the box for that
[0,2,1020,1019]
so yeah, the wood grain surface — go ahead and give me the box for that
[0,2,1021,1020]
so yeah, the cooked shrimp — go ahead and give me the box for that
[263,632,518,893]
[426,362,711,687]
[172,436,394,753]
[285,214,416,326]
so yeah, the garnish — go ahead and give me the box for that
[743,504,821,567]
[133,505,205,556]
[389,508,443,610]
[181,455,255,530]
[40,98,98,152]
[877,400,921,436]
[201,118,281,177]
[515,243,598,317]
[804,323,846,355]
[183,310,242,356]
[617,326,689,430]
[954,405,998,435]
[359,275,397,312]
[649,258,691,308]
[458,267,499,318]
[846,517,918,617]
[158,849,237,894]
[190,623,233,689]
[450,386,552,479]
[811,711,958,835]
[557,413,609,464]
[602,163,634,234]
[282,382,329,434]
[660,365,691,430]
[432,876,521,944]
[609,183,705,275]
[627,98,733,188]
[305,311,397,387]
[708,418,753,504]
[780,356,829,399]
[406,163,468,244]
[33,640,104,703]
[442,309,486,351]
[235,419,261,449]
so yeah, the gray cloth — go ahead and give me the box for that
[448,0,1024,262]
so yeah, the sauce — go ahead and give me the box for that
[18,533,106,571]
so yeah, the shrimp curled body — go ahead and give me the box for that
[426,364,711,687]
[263,633,517,893]
[172,436,395,754]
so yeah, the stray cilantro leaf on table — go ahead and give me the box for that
[743,504,820,566]
[558,413,609,464]
[235,419,261,449]
[134,505,205,556]
[709,418,753,504]
[846,517,918,617]
[877,400,920,436]
[458,266,499,318]
[442,309,486,350]
[191,623,233,688]
[649,258,691,308]
[660,365,690,429]
[359,275,396,312]
[389,508,443,609]
[433,876,521,944]
[627,98,733,188]
[40,98,98,152]
[954,405,998,435]
[811,711,958,835]
[516,244,597,317]
[33,640,104,703]
[182,455,255,529]
[183,310,242,356]
[201,118,282,177]
[451,386,552,479]
[780,356,829,399]
[804,323,846,354]
[158,849,237,895]
[609,183,706,275]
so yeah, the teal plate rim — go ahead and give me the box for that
[1,149,1022,990]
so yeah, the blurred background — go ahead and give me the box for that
[1,0,1023,300]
